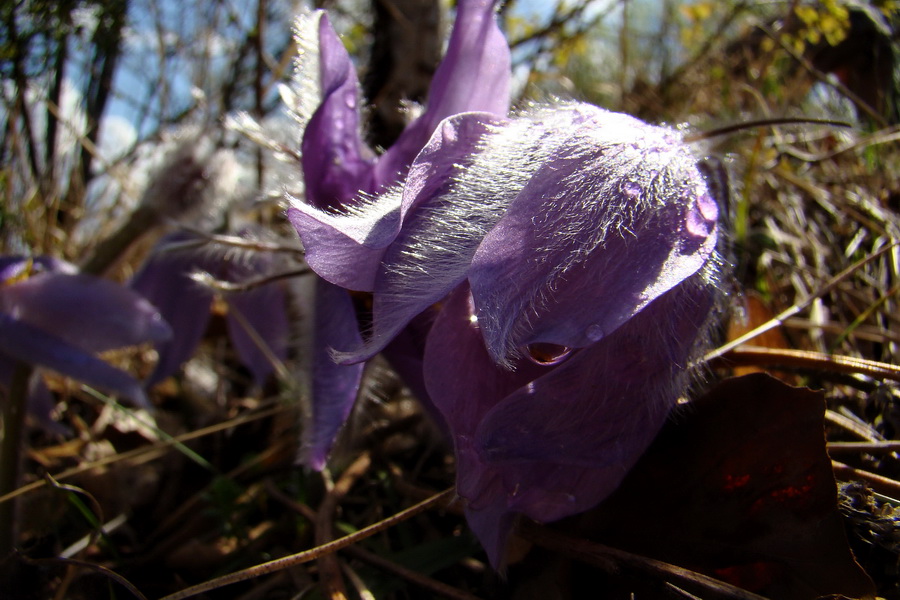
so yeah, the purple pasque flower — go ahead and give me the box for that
[284,0,511,468]
[291,101,720,566]
[130,230,290,388]
[0,256,171,425]
[294,0,511,210]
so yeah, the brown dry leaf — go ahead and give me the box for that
[727,293,791,351]
[577,373,875,599]
[727,293,796,381]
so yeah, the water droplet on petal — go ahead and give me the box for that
[686,208,711,237]
[622,181,641,198]
[524,342,572,365]
[585,324,604,342]
[697,192,718,222]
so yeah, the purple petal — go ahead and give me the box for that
[291,111,500,338]
[463,495,517,570]
[0,314,148,406]
[130,243,214,386]
[380,309,437,408]
[376,0,511,183]
[286,196,401,292]
[423,284,545,428]
[468,103,717,364]
[0,256,78,282]
[301,13,377,209]
[225,281,290,387]
[302,279,365,470]
[0,272,171,354]
[0,357,69,434]
[328,113,506,363]
[477,278,714,535]
[422,283,545,564]
[424,273,716,566]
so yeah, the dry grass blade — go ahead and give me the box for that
[828,441,900,454]
[705,243,898,362]
[832,461,900,500]
[316,452,373,600]
[158,487,456,600]
[0,404,285,507]
[22,555,149,600]
[342,544,485,600]
[517,520,770,600]
[713,346,900,382]
[267,479,480,600]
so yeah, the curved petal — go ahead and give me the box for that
[376,0,511,183]
[424,274,716,566]
[473,276,716,522]
[1,255,77,282]
[292,112,500,333]
[469,103,717,364]
[302,279,365,470]
[0,357,69,434]
[130,243,214,386]
[0,314,148,406]
[287,194,402,291]
[380,309,437,408]
[331,113,511,363]
[301,13,377,209]
[0,272,171,354]
[225,281,290,387]
[422,283,546,565]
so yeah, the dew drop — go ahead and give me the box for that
[686,203,714,237]
[585,324,605,342]
[622,181,641,198]
[524,342,572,365]
[697,192,719,222]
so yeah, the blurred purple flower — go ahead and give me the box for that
[130,231,291,388]
[286,1,720,567]
[285,0,511,469]
[0,256,171,426]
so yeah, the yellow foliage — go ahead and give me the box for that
[792,1,850,48]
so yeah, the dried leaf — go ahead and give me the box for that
[575,373,874,599]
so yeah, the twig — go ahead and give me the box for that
[710,346,900,382]
[343,544,485,600]
[826,410,884,443]
[167,225,305,257]
[316,453,373,600]
[22,555,148,600]
[517,520,769,600]
[704,243,898,362]
[828,441,900,454]
[341,561,376,600]
[759,22,888,127]
[682,117,851,143]
[191,268,312,294]
[0,404,285,507]
[832,461,900,499]
[268,479,478,600]
[158,487,456,600]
